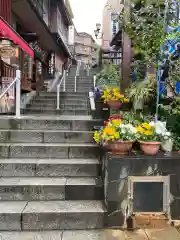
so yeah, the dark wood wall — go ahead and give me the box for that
[0,0,12,24]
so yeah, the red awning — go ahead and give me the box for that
[0,16,34,58]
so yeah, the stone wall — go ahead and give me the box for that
[103,152,180,228]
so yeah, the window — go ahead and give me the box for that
[128,176,170,214]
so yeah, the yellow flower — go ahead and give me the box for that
[136,126,145,133]
[93,131,101,143]
[114,132,120,139]
[111,119,122,127]
[103,127,116,135]
[102,88,128,103]
[142,122,152,130]
[144,130,153,135]
[123,98,129,103]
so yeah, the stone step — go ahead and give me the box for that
[27,103,89,110]
[22,108,90,115]
[35,96,89,102]
[0,130,94,143]
[22,200,105,230]
[65,83,93,86]
[28,102,88,109]
[0,143,100,159]
[39,92,88,97]
[32,99,88,104]
[0,201,105,230]
[0,177,103,201]
[0,116,102,130]
[0,231,63,240]
[63,89,91,93]
[26,103,89,109]
[64,84,92,88]
[64,80,93,84]
[0,158,100,177]
[59,109,89,116]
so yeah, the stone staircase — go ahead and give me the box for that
[23,92,91,115]
[0,67,106,238]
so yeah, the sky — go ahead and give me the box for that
[69,0,107,38]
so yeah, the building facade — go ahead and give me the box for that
[0,0,73,92]
[102,0,124,49]
[74,32,97,65]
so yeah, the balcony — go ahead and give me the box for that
[12,0,57,52]
[29,0,50,27]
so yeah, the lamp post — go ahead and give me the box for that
[94,23,103,39]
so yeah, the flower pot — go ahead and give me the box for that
[139,141,161,155]
[103,142,113,150]
[107,100,123,109]
[111,141,134,155]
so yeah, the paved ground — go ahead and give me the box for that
[0,228,180,240]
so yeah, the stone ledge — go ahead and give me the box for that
[107,151,180,161]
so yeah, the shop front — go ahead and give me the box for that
[29,41,49,91]
[0,16,34,112]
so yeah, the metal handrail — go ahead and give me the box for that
[66,62,72,76]
[93,75,96,89]
[74,60,81,92]
[48,72,61,92]
[56,70,66,110]
[0,69,21,118]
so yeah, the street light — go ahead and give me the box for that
[94,23,103,39]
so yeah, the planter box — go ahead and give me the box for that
[91,101,110,120]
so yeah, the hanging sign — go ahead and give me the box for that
[0,45,16,57]
[29,41,48,63]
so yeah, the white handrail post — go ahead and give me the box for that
[15,69,21,118]
[75,76,77,92]
[63,72,66,92]
[93,75,96,88]
[57,84,60,110]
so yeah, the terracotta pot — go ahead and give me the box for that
[111,141,134,155]
[139,141,161,155]
[104,142,113,150]
[107,100,123,109]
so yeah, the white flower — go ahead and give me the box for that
[166,132,171,137]
[155,121,167,135]
[150,121,155,126]
[120,124,137,134]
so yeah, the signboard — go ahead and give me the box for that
[68,25,75,45]
[29,41,48,63]
[0,45,16,57]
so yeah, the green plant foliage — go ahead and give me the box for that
[120,0,178,65]
[159,98,180,150]
[96,64,120,90]
[126,75,156,103]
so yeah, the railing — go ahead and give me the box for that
[56,70,66,110]
[66,61,72,76]
[48,72,62,92]
[74,60,81,92]
[0,69,21,118]
[89,73,96,111]
[93,75,96,89]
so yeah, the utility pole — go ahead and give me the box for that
[121,0,132,93]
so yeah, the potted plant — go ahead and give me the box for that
[126,75,156,110]
[111,122,137,155]
[102,87,129,109]
[136,121,171,155]
[93,117,137,155]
